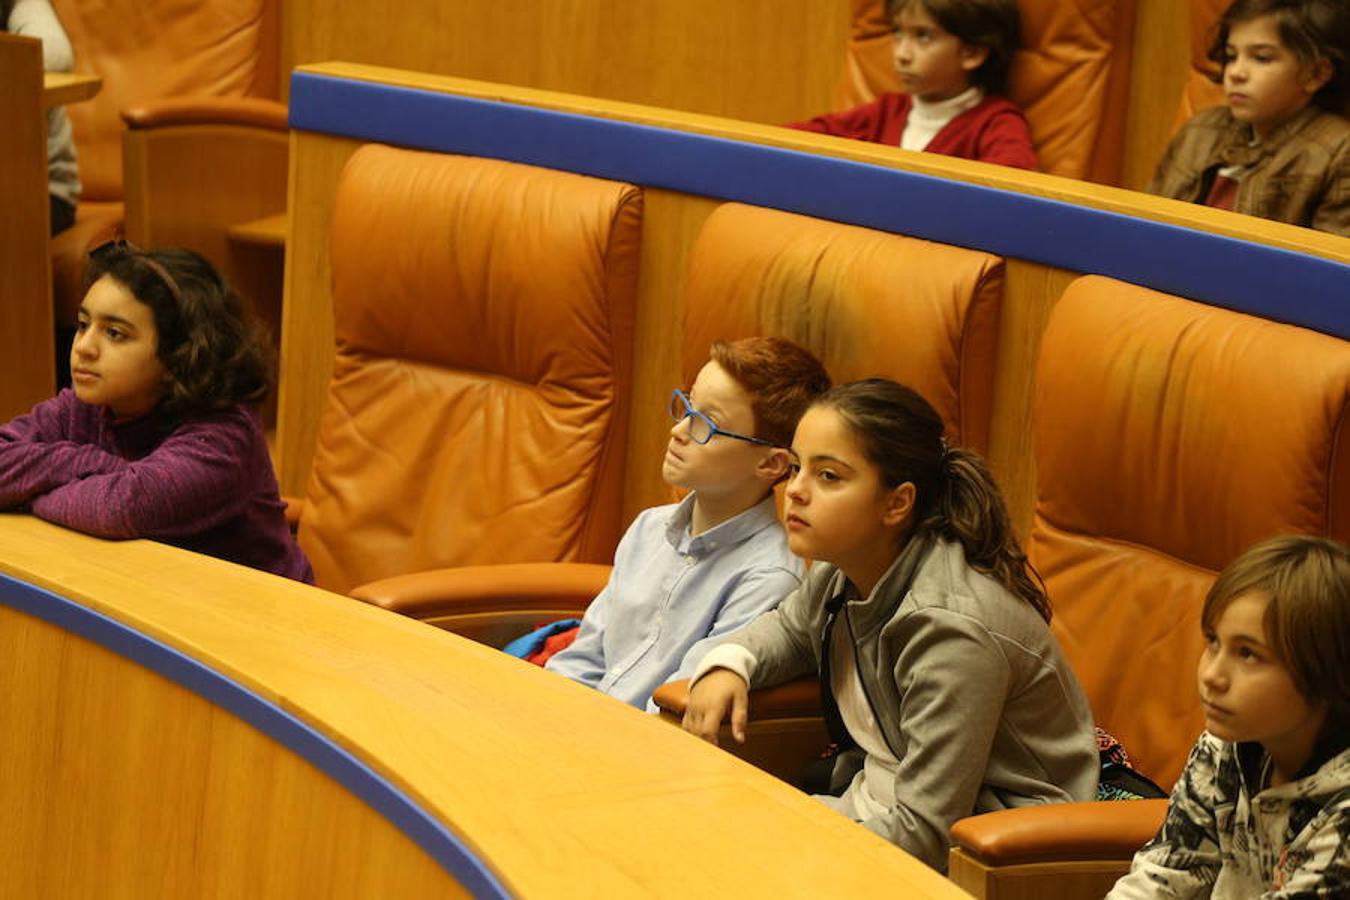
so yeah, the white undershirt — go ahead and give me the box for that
[900,85,985,151]
[828,596,900,822]
[692,573,903,823]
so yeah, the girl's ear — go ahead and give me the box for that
[959,43,991,73]
[757,447,791,484]
[882,481,916,528]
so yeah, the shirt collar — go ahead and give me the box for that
[1218,105,1322,167]
[826,530,938,637]
[665,492,782,558]
[909,85,985,123]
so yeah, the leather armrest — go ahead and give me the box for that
[349,562,612,619]
[122,97,288,131]
[949,799,1169,866]
[652,676,822,719]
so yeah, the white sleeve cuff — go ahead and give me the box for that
[690,643,758,687]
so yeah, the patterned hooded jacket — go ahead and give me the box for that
[1108,731,1349,899]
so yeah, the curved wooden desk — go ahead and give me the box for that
[0,514,968,898]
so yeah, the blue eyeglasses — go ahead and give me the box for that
[669,389,775,447]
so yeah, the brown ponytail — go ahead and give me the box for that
[930,446,1050,622]
[815,379,1050,622]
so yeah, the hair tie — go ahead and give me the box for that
[939,435,953,463]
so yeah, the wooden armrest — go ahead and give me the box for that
[280,495,304,532]
[350,562,612,619]
[949,799,1169,866]
[652,676,822,720]
[122,97,288,131]
[227,213,288,248]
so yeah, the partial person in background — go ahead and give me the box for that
[4,0,80,235]
[791,0,1037,170]
[1150,0,1350,235]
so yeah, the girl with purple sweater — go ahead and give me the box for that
[0,242,312,583]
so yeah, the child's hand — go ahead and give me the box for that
[682,668,749,746]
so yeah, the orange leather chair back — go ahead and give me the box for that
[1174,0,1228,128]
[836,0,1138,184]
[300,145,642,595]
[1031,276,1350,789]
[50,0,279,203]
[681,203,1003,454]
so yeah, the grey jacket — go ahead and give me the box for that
[725,534,1099,869]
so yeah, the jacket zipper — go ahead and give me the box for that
[844,605,901,760]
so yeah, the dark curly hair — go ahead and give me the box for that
[84,245,273,420]
[1207,0,1350,111]
[886,0,1023,95]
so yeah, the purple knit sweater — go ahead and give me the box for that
[0,389,313,583]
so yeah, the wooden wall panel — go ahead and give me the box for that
[282,0,851,126]
[275,133,358,494]
[623,189,719,521]
[1121,0,1193,191]
[0,35,55,422]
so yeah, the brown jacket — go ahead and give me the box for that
[1149,105,1350,236]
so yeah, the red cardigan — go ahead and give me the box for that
[791,92,1039,171]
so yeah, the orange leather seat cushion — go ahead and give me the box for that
[1032,275,1350,788]
[836,0,1138,183]
[300,145,642,594]
[680,203,1003,454]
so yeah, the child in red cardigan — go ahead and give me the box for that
[792,0,1037,170]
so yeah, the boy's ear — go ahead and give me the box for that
[757,447,791,484]
[882,482,916,528]
[959,43,990,74]
[1304,57,1334,96]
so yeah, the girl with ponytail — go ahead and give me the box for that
[683,378,1098,872]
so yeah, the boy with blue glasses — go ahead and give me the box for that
[544,337,830,710]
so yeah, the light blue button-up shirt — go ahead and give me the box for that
[546,492,803,711]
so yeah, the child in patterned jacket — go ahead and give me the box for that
[1108,535,1349,899]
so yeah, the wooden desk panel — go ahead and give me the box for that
[0,514,971,898]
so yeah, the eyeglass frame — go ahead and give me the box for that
[668,389,776,447]
[88,238,183,306]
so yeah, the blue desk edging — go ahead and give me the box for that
[289,71,1350,341]
[0,571,512,900]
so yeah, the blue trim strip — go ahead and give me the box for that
[289,71,1350,341]
[0,572,512,900]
